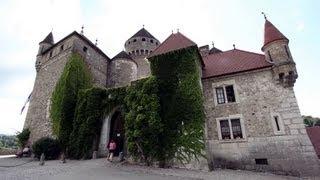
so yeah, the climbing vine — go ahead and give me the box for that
[50,53,92,150]
[149,46,205,166]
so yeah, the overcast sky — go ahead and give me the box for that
[0,0,319,135]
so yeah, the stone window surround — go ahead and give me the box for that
[212,79,239,106]
[215,114,247,142]
[270,112,285,135]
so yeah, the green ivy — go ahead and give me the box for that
[68,86,126,159]
[50,53,92,150]
[149,46,205,166]
[124,77,163,165]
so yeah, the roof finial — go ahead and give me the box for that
[143,24,145,28]
[177,28,179,33]
[212,41,214,47]
[81,25,84,35]
[233,44,236,49]
[51,27,53,33]
[171,30,173,34]
[261,12,267,20]
[95,38,98,46]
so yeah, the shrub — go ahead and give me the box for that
[16,128,30,147]
[32,137,61,160]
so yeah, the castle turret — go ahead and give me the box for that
[124,27,159,78]
[36,32,54,72]
[261,18,297,87]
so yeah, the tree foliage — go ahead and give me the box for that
[50,53,92,149]
[16,128,30,148]
[32,137,61,160]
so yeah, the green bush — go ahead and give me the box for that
[16,128,30,147]
[32,137,61,160]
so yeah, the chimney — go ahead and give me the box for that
[199,45,209,57]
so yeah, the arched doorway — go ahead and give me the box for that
[98,108,125,157]
[108,110,125,156]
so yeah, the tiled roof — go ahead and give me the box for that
[202,49,272,78]
[40,32,54,44]
[306,127,320,159]
[148,32,197,58]
[112,51,133,60]
[263,20,288,49]
[129,28,157,40]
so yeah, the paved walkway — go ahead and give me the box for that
[0,157,303,180]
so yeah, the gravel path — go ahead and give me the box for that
[0,157,306,180]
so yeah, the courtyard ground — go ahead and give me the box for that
[0,156,310,180]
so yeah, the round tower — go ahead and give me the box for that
[108,51,138,88]
[124,27,160,58]
[124,27,160,78]
[261,18,297,87]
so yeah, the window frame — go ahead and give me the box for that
[212,80,238,106]
[216,114,246,141]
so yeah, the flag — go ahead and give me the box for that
[21,93,32,115]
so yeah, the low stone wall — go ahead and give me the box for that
[0,148,17,155]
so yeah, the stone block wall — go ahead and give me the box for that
[107,58,137,88]
[24,35,108,144]
[202,69,320,176]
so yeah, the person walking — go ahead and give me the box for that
[107,139,116,162]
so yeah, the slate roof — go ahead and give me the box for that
[202,49,272,79]
[129,28,157,40]
[40,32,54,44]
[148,32,197,58]
[306,127,320,159]
[263,20,288,49]
[112,51,133,60]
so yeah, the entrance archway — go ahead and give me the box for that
[98,108,125,157]
[108,110,125,156]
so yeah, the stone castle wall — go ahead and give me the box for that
[202,68,319,176]
[107,58,137,88]
[24,35,108,143]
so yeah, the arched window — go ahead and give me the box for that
[132,51,135,54]
[136,50,139,54]
[145,50,149,54]
[140,49,144,54]
[142,38,146,41]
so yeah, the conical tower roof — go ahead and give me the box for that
[148,32,196,58]
[129,27,157,40]
[40,32,54,44]
[263,19,288,49]
[112,51,133,60]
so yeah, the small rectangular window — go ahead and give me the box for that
[279,73,285,82]
[83,46,88,52]
[225,85,236,103]
[216,87,225,104]
[274,116,280,131]
[49,51,53,57]
[284,45,290,59]
[268,51,273,62]
[231,119,243,139]
[220,120,231,139]
[255,158,268,165]
[60,45,64,51]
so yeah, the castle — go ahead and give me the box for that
[23,17,320,176]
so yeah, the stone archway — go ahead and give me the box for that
[98,107,125,157]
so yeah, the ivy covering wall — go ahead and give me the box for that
[50,53,92,150]
[50,46,205,166]
[149,46,205,166]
